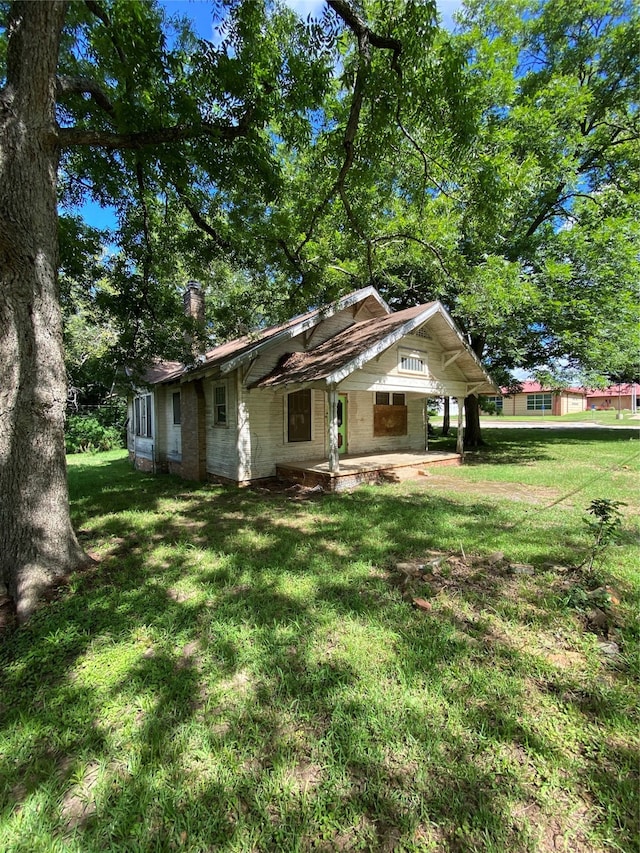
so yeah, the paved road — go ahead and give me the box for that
[477,419,639,430]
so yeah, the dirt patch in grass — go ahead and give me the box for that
[418,473,567,505]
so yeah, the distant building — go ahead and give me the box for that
[586,383,639,414]
[499,381,587,416]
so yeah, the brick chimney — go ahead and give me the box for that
[183,280,205,326]
[183,280,205,361]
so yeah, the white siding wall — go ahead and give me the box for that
[205,375,240,480]
[340,333,468,398]
[237,385,327,480]
[341,391,426,454]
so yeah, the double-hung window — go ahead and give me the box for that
[172,392,181,425]
[288,389,312,442]
[214,385,227,425]
[134,394,153,437]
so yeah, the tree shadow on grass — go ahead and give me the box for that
[0,453,637,850]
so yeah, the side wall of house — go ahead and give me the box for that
[205,374,240,481]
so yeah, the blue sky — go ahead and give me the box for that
[76,0,464,231]
[162,0,463,40]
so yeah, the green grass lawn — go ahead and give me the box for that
[1,430,638,852]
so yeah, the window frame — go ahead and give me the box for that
[287,388,312,443]
[398,348,427,375]
[526,393,552,411]
[375,392,405,407]
[134,393,153,438]
[214,384,227,426]
[172,391,181,426]
[485,395,503,412]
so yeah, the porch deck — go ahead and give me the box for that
[276,450,461,492]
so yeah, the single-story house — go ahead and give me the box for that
[499,381,586,416]
[128,285,497,490]
[585,383,639,413]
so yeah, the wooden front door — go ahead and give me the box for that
[337,395,347,455]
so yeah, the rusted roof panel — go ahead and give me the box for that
[252,304,432,388]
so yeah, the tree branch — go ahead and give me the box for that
[84,0,127,66]
[370,233,451,277]
[57,116,254,149]
[56,75,115,116]
[176,188,232,250]
[327,0,402,72]
[297,0,403,258]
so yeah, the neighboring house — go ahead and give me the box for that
[585,383,639,413]
[128,285,496,488]
[500,381,587,416]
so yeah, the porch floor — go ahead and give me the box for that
[276,450,461,492]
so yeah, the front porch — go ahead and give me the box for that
[276,449,461,492]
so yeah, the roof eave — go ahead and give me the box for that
[324,304,440,386]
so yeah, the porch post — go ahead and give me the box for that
[424,398,429,451]
[456,396,465,457]
[328,385,340,473]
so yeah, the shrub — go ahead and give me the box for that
[65,414,123,454]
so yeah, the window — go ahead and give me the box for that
[527,393,552,411]
[214,385,226,425]
[484,395,503,412]
[399,349,426,374]
[288,389,311,442]
[172,392,181,425]
[375,392,405,406]
[134,394,152,437]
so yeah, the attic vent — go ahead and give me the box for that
[414,328,432,340]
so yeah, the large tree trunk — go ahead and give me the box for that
[463,394,484,448]
[0,1,86,622]
[442,396,450,436]
[463,333,486,449]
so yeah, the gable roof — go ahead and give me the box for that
[253,301,496,393]
[147,286,389,385]
[144,286,495,394]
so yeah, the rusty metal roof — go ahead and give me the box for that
[252,304,431,388]
[146,286,389,385]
